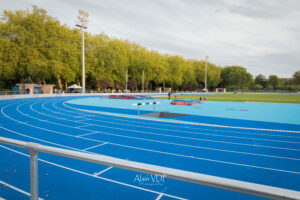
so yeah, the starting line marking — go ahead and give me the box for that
[83,142,108,151]
[93,166,113,176]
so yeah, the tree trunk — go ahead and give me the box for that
[57,77,62,89]
[65,81,68,91]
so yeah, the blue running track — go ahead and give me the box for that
[0,96,300,200]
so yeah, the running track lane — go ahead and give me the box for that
[0,96,299,200]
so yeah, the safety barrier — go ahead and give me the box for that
[0,136,300,200]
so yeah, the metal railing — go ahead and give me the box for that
[0,136,300,200]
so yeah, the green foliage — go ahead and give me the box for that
[268,75,279,89]
[293,70,300,85]
[253,84,263,90]
[0,6,298,91]
[0,6,81,89]
[220,66,253,89]
[255,74,267,88]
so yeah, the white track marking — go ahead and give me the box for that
[80,117,300,144]
[42,102,87,118]
[2,102,300,174]
[77,135,300,175]
[55,101,300,139]
[81,130,300,161]
[83,142,108,151]
[0,145,186,200]
[77,132,99,137]
[69,118,300,145]
[63,101,300,133]
[93,166,113,176]
[0,180,44,200]
[156,193,164,200]
[76,124,92,128]
[20,102,300,161]
[25,102,300,153]
[0,126,85,152]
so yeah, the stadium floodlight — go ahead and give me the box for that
[76,9,89,93]
[204,56,209,92]
[126,68,128,92]
[142,70,144,93]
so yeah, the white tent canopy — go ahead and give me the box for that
[68,84,82,89]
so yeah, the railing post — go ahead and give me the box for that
[30,150,38,200]
[26,143,39,200]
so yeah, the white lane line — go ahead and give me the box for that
[53,99,300,140]
[53,101,91,115]
[74,119,90,122]
[69,118,300,155]
[56,101,300,139]
[42,102,79,118]
[0,126,83,152]
[0,180,44,200]
[21,102,300,153]
[82,130,300,161]
[93,166,113,176]
[83,142,108,151]
[77,132,99,137]
[0,145,186,200]
[156,193,164,200]
[63,101,300,133]
[3,102,300,174]
[83,117,300,144]
[76,124,91,128]
[78,135,300,175]
[24,102,300,159]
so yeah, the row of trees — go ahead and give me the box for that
[0,7,299,92]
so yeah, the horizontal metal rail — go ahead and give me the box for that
[0,136,300,200]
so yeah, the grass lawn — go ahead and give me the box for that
[157,94,300,104]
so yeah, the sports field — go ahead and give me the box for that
[158,93,300,104]
[0,96,300,200]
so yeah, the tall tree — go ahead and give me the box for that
[255,74,267,88]
[220,66,253,89]
[268,75,279,89]
[293,70,300,85]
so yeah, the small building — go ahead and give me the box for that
[40,85,54,94]
[215,88,226,93]
[14,84,55,94]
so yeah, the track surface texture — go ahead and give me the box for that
[0,96,300,200]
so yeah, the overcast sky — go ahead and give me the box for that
[1,0,300,77]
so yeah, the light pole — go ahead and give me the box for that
[205,55,209,92]
[76,10,89,93]
[125,68,128,92]
[142,70,144,93]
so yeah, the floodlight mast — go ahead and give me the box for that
[76,9,89,93]
[205,55,209,92]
